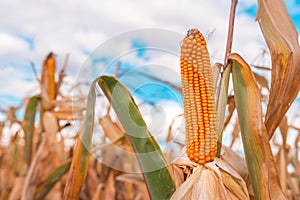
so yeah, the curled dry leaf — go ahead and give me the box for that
[257,0,300,138]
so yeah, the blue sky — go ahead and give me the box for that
[0,0,299,121]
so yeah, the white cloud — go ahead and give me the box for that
[0,0,293,106]
[0,32,31,62]
[0,66,38,98]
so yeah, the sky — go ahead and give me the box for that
[0,0,299,123]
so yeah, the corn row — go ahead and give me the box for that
[180,29,217,164]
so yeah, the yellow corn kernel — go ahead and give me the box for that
[180,29,217,164]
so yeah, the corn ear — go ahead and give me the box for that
[180,29,217,164]
[41,52,56,101]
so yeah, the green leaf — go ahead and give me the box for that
[98,75,176,200]
[230,53,286,200]
[35,161,71,200]
[23,96,40,170]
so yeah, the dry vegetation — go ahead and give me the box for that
[1,0,300,199]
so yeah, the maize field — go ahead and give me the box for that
[0,0,300,200]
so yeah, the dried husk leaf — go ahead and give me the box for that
[171,159,249,200]
[220,146,248,181]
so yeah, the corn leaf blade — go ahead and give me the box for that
[230,53,286,200]
[22,96,40,169]
[98,75,175,200]
[35,161,71,200]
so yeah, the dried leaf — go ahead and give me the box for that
[116,173,144,185]
[287,176,300,198]
[221,146,248,180]
[171,160,249,200]
[99,115,125,141]
[8,177,25,200]
[63,82,96,199]
[104,171,116,200]
[223,95,235,129]
[21,136,46,200]
[215,158,249,200]
[257,0,300,138]
[229,118,240,148]
[170,166,203,200]
[253,72,269,90]
[275,147,287,195]
[279,116,288,145]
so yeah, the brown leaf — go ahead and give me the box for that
[256,0,300,138]
[8,177,25,200]
[215,158,249,200]
[171,161,250,200]
[223,95,235,129]
[275,147,288,195]
[253,72,269,90]
[220,146,248,181]
[229,118,240,148]
[99,115,125,141]
[104,171,116,200]
[115,173,144,185]
[287,176,300,199]
[279,116,288,145]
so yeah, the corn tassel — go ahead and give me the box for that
[180,29,217,164]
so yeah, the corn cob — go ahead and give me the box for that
[41,52,56,100]
[180,29,217,164]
